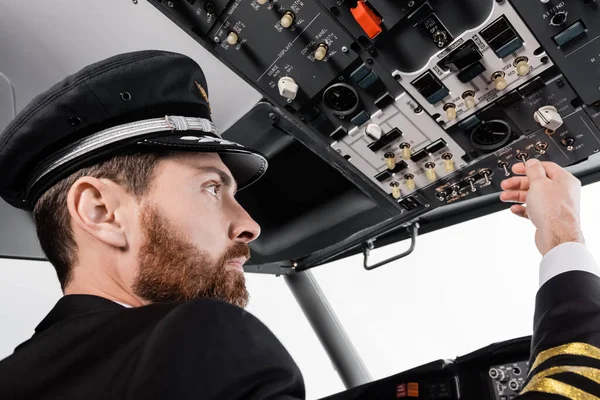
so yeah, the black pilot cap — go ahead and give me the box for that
[0,50,268,211]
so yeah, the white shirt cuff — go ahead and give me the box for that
[540,242,600,288]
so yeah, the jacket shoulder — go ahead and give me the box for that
[127,298,305,400]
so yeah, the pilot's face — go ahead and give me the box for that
[131,152,261,308]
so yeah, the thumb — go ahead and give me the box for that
[526,159,547,183]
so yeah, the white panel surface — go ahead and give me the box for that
[395,1,554,128]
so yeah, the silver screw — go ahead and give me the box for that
[167,1,174,7]
[341,46,348,53]
[214,37,220,43]
[408,1,415,6]
[287,99,293,104]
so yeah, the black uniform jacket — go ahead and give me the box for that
[520,271,600,399]
[0,295,305,399]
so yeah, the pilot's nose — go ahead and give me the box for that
[229,201,261,243]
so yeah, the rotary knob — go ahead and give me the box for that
[365,124,383,141]
[534,105,564,132]
[498,370,509,382]
[550,11,568,27]
[277,76,299,100]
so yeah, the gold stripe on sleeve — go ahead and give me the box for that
[521,376,599,399]
[530,343,600,374]
[521,366,600,399]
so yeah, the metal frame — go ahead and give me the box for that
[363,223,419,271]
[284,270,372,389]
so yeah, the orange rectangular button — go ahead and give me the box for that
[350,1,382,39]
[407,382,419,397]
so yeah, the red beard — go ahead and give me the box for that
[133,204,250,308]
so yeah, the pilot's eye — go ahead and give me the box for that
[205,183,222,198]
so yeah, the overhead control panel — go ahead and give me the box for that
[509,0,600,105]
[394,2,555,129]
[147,0,600,227]
[330,92,467,205]
[207,0,360,109]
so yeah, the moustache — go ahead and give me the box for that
[219,242,251,265]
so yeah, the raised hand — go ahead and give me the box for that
[500,159,584,256]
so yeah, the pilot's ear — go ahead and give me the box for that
[67,177,128,249]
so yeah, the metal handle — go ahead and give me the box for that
[363,223,419,271]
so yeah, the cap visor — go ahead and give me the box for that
[139,133,268,190]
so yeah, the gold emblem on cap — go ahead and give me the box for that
[194,81,212,115]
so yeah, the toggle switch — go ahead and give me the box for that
[405,174,416,190]
[562,137,575,151]
[450,184,460,196]
[425,162,437,182]
[385,152,396,170]
[400,143,411,160]
[482,170,491,186]
[515,57,531,77]
[492,71,508,91]
[442,153,455,172]
[277,76,299,100]
[314,43,328,61]
[444,103,457,121]
[226,31,239,45]
[516,151,529,167]
[468,178,476,192]
[534,105,564,133]
[535,141,548,155]
[280,11,295,28]
[462,91,476,109]
[498,161,511,177]
[390,181,401,199]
